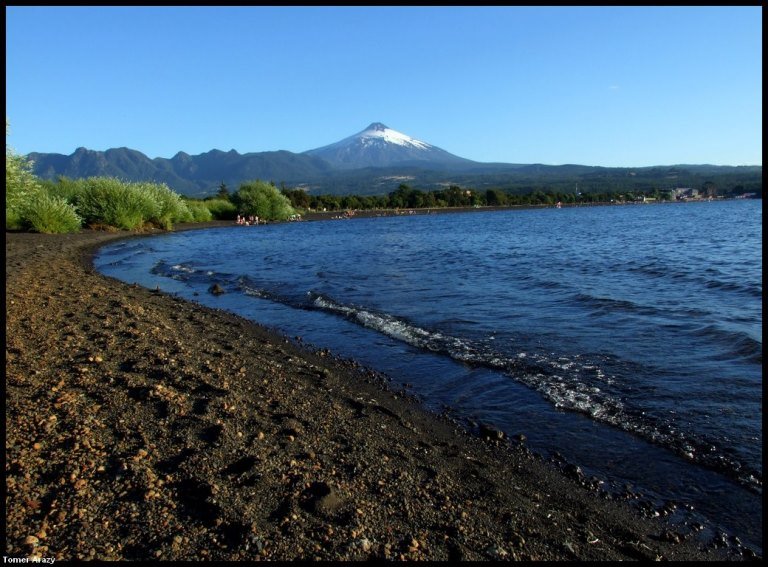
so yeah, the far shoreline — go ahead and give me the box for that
[299,197,736,221]
[183,196,750,228]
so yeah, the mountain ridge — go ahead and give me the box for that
[26,124,762,198]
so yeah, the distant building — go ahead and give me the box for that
[673,187,699,200]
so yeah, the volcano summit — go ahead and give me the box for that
[304,122,474,170]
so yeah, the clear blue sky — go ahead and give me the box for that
[6,6,762,167]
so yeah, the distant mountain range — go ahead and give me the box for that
[27,123,762,198]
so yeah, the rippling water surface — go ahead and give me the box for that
[96,200,762,552]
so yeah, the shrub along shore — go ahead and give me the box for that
[5,220,751,561]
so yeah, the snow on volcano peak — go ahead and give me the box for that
[358,123,432,150]
[304,122,472,169]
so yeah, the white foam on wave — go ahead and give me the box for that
[312,293,629,426]
[314,295,438,350]
[311,294,760,483]
[171,264,196,273]
[241,284,270,299]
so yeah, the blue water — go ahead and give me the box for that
[95,200,762,553]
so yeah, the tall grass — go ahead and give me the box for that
[20,192,82,234]
[6,208,25,230]
[6,142,43,230]
[9,171,217,233]
[138,182,193,229]
[203,198,237,220]
[7,120,197,233]
[39,176,85,203]
[184,200,214,222]
[74,177,160,230]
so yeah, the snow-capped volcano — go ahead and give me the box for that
[352,122,432,149]
[304,122,474,169]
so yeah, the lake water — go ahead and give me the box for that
[95,199,762,553]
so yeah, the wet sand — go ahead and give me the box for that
[5,223,743,561]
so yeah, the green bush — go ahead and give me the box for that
[138,182,192,229]
[233,180,295,221]
[21,192,82,234]
[75,177,160,230]
[41,176,86,204]
[6,207,24,230]
[7,121,192,233]
[14,175,196,231]
[204,198,238,220]
[6,133,43,229]
[185,200,214,222]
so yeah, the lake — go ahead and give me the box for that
[95,199,762,553]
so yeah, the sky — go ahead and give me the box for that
[5,6,762,167]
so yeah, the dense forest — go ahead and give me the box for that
[286,163,763,201]
[274,180,759,213]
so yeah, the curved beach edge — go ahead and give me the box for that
[5,224,746,561]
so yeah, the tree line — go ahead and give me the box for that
[274,181,757,213]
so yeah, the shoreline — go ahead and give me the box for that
[299,198,743,221]
[5,225,750,561]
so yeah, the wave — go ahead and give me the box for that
[152,261,215,282]
[310,293,761,491]
[97,241,161,267]
[572,293,665,318]
[571,292,720,321]
[703,278,763,299]
[171,263,197,274]
[692,324,763,364]
[306,294,760,489]
[572,293,762,363]
[97,240,150,257]
[627,261,762,299]
[134,261,764,492]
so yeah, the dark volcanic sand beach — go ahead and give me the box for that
[5,223,747,561]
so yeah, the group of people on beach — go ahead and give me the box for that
[235,214,259,226]
[235,213,305,225]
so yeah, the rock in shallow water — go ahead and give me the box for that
[208,283,225,296]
